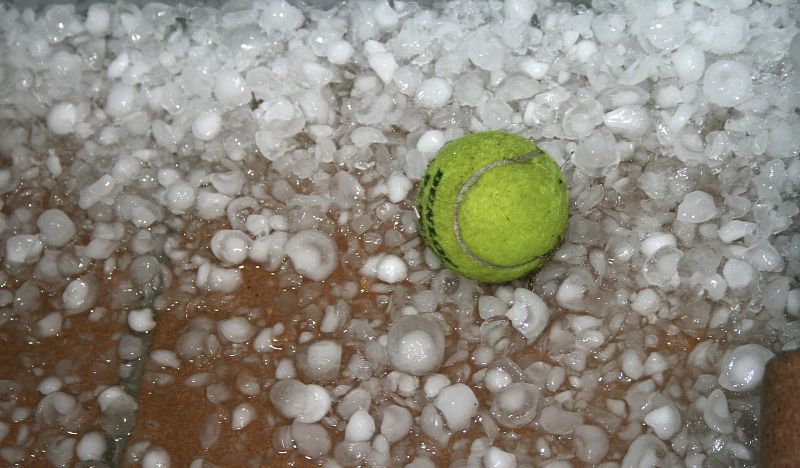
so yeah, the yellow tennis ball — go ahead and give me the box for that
[416,131,569,283]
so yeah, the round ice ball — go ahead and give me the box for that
[387,315,445,376]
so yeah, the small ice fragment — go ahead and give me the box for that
[345,409,376,442]
[5,235,43,264]
[722,258,755,290]
[505,288,550,343]
[718,344,774,392]
[107,52,129,79]
[592,13,626,44]
[504,0,537,24]
[703,60,753,108]
[703,389,734,434]
[127,308,156,333]
[38,376,63,395]
[677,191,716,223]
[434,383,478,432]
[232,403,257,430]
[285,230,338,281]
[745,242,784,272]
[351,126,387,147]
[423,374,450,400]
[47,102,79,135]
[35,312,63,338]
[218,317,255,343]
[415,78,452,109]
[387,315,445,376]
[165,182,196,215]
[643,404,681,440]
[291,421,331,459]
[641,233,676,258]
[484,368,512,393]
[519,58,549,80]
[376,254,407,283]
[483,446,517,468]
[621,349,644,380]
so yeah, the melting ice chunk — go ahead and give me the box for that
[505,288,550,343]
[433,383,478,432]
[677,191,717,223]
[703,60,753,108]
[285,230,338,281]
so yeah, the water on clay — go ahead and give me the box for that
[0,0,798,467]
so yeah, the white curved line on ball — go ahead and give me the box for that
[453,150,549,270]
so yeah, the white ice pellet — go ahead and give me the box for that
[621,349,644,380]
[641,232,677,258]
[717,220,756,243]
[150,349,180,369]
[519,58,549,80]
[677,191,717,223]
[76,431,106,461]
[376,254,408,283]
[232,402,257,430]
[105,83,136,118]
[381,405,413,443]
[368,51,398,84]
[36,209,76,247]
[5,235,43,264]
[214,70,250,107]
[327,39,355,65]
[192,111,222,141]
[85,4,111,35]
[644,404,682,440]
[572,425,609,464]
[505,288,550,343]
[35,312,64,338]
[434,383,479,432]
[722,258,755,290]
[197,264,242,293]
[79,175,115,210]
[416,130,446,154]
[483,446,517,468]
[38,376,63,395]
[423,374,451,400]
[107,52,130,79]
[386,173,413,204]
[296,384,332,423]
[603,105,650,138]
[259,0,304,32]
[631,288,660,315]
[484,368,512,393]
[703,60,753,108]
[62,277,95,311]
[345,409,376,442]
[218,317,254,343]
[165,182,196,215]
[671,45,705,83]
[415,78,452,109]
[718,344,774,392]
[210,230,252,265]
[47,102,79,135]
[285,230,338,281]
[703,389,734,434]
[387,315,445,376]
[142,447,171,468]
[127,308,156,333]
[196,191,231,220]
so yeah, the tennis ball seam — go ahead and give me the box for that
[453,149,550,270]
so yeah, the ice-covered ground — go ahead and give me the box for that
[0,0,798,466]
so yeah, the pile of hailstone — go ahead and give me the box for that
[0,0,798,466]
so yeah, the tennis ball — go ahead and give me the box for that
[416,131,569,283]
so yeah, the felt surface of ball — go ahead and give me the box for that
[416,131,569,283]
